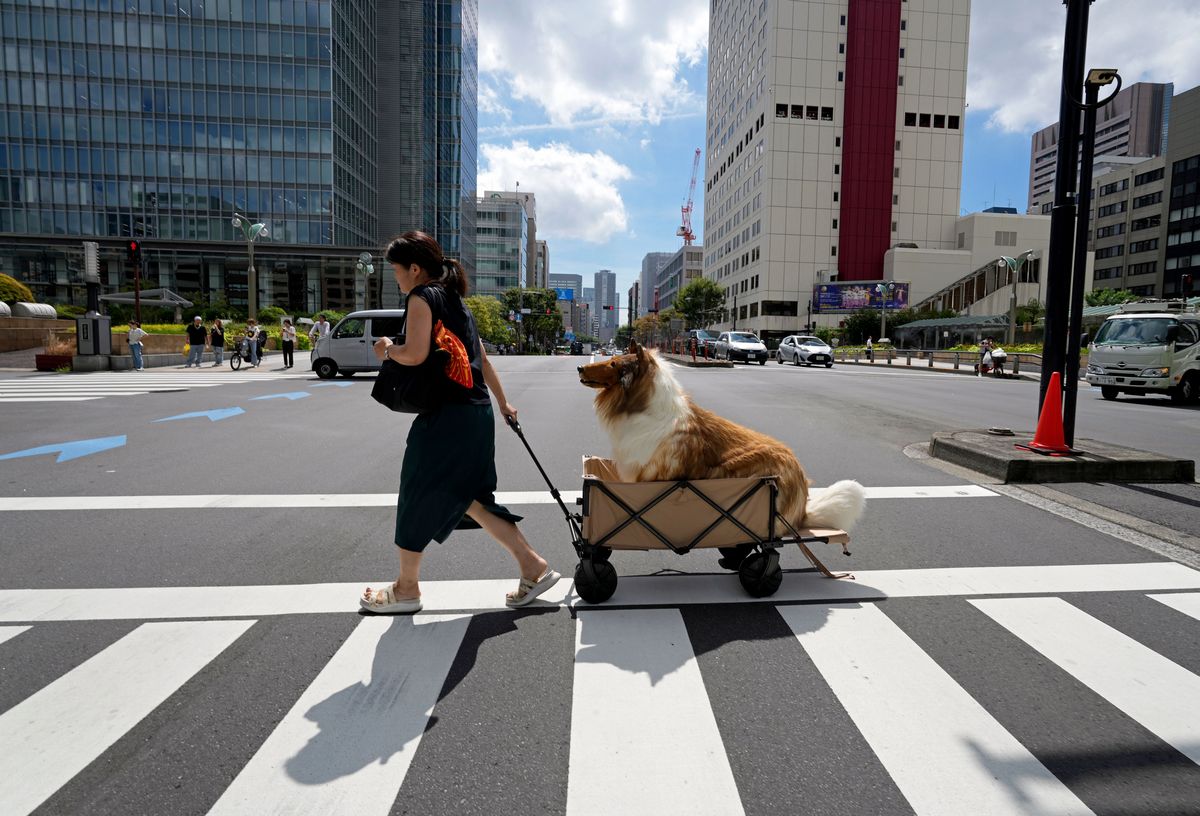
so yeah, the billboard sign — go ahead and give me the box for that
[813,282,909,314]
[554,287,574,301]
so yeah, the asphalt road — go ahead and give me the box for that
[2,354,1199,815]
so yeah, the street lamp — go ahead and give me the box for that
[875,282,896,341]
[231,213,269,320]
[997,249,1036,346]
[355,252,375,311]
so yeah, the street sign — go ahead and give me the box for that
[520,308,532,314]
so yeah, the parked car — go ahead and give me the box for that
[570,340,585,355]
[679,329,719,354]
[776,335,834,368]
[714,331,769,364]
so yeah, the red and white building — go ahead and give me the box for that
[702,0,970,341]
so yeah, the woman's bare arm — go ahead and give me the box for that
[479,342,517,419]
[373,295,432,364]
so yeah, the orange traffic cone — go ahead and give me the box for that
[1015,372,1075,455]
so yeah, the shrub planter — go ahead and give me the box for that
[35,354,74,371]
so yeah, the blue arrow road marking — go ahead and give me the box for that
[249,391,311,401]
[154,407,245,423]
[310,382,354,388]
[0,435,127,463]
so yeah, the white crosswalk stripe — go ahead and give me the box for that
[0,590,1197,815]
[0,370,310,402]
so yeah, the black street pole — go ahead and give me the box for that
[1040,0,1092,413]
[1063,81,1099,448]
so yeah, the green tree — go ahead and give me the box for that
[0,273,34,305]
[1085,288,1140,307]
[1016,298,1045,325]
[500,288,562,352]
[465,295,513,346]
[614,324,634,347]
[674,278,725,328]
[843,309,881,344]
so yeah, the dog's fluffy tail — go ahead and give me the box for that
[801,480,866,532]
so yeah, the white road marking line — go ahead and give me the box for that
[0,484,996,512]
[208,614,469,816]
[779,603,1091,816]
[567,609,742,816]
[1148,592,1200,622]
[0,625,31,645]
[0,619,254,816]
[972,596,1200,766]
[2,563,1197,622]
[0,397,101,403]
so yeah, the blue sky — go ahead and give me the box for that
[476,0,1200,306]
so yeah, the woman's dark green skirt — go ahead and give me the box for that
[394,402,523,552]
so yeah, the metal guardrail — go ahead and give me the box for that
[832,348,1050,375]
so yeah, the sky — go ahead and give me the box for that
[475,0,1200,308]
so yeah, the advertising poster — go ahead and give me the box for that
[813,282,909,313]
[554,287,575,301]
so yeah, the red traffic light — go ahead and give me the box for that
[127,240,139,252]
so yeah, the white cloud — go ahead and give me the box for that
[968,0,1200,133]
[478,82,511,120]
[478,142,633,244]
[479,0,709,125]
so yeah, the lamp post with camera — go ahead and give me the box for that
[355,252,375,311]
[875,282,896,341]
[998,249,1036,346]
[231,213,269,320]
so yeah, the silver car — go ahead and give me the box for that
[776,335,834,368]
[714,331,769,364]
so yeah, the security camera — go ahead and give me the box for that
[1086,68,1119,85]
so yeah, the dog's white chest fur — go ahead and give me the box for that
[601,364,691,480]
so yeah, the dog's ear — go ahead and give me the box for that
[627,340,640,356]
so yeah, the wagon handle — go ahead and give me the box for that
[504,414,575,523]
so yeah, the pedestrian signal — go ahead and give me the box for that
[126,240,141,265]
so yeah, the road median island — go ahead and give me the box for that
[660,352,734,368]
[930,429,1196,484]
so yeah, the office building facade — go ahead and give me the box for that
[594,268,617,341]
[534,239,549,289]
[1027,82,1172,216]
[1086,156,1167,297]
[473,189,534,300]
[639,251,672,315]
[1166,86,1200,298]
[655,244,704,316]
[702,0,969,342]
[0,0,478,313]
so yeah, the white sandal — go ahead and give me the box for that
[506,569,561,608]
[360,585,423,615]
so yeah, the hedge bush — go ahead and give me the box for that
[0,273,34,305]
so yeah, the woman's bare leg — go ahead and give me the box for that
[363,548,423,603]
[466,501,547,581]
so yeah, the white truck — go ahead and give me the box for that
[1084,301,1200,404]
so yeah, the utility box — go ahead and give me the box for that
[76,315,112,355]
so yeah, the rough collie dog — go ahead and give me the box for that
[578,342,865,534]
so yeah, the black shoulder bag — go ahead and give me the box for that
[370,295,452,414]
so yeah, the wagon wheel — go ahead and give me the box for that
[717,544,753,571]
[738,550,783,598]
[574,558,618,604]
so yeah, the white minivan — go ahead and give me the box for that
[310,309,407,379]
[1085,303,1200,403]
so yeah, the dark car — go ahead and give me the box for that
[570,341,585,355]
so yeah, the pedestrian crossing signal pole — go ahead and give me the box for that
[126,240,143,323]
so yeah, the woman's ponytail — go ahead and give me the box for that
[385,230,468,296]
[440,258,468,297]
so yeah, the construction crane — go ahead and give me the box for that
[676,147,701,245]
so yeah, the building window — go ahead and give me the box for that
[1099,179,1129,196]
[1135,167,1165,186]
[893,167,900,178]
[900,47,906,58]
[898,75,904,87]
[834,164,840,175]
[821,107,833,121]
[900,19,906,30]
[904,112,917,127]
[807,105,819,119]
[919,113,931,127]
[1129,238,1159,254]
[1128,261,1157,276]
[995,230,1017,246]
[957,232,965,248]
[840,14,846,24]
[837,71,844,82]
[832,218,838,229]
[934,114,945,128]
[1133,191,1162,209]
[776,104,788,118]
[835,136,841,147]
[831,246,837,256]
[948,115,960,129]
[896,140,902,151]
[893,194,900,205]
[833,191,839,202]
[839,43,845,54]
[892,221,898,232]
[791,104,803,118]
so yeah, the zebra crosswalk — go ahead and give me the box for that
[1,573,1199,815]
[0,368,309,402]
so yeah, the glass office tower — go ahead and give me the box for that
[0,0,476,314]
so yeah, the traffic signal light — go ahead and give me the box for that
[126,240,141,265]
[603,305,614,310]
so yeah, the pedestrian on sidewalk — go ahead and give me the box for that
[245,319,261,367]
[280,319,296,368]
[866,336,874,362]
[360,230,559,615]
[128,321,147,371]
[210,319,225,366]
[185,316,207,367]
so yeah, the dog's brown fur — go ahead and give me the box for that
[578,342,813,524]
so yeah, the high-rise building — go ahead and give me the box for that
[1165,86,1200,299]
[474,190,535,300]
[1027,82,1173,217]
[627,280,640,325]
[703,0,969,343]
[548,273,583,302]
[1085,156,1167,297]
[656,244,705,318]
[639,252,673,316]
[534,239,549,289]
[594,269,617,341]
[0,0,478,314]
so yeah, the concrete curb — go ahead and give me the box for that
[930,429,1196,484]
